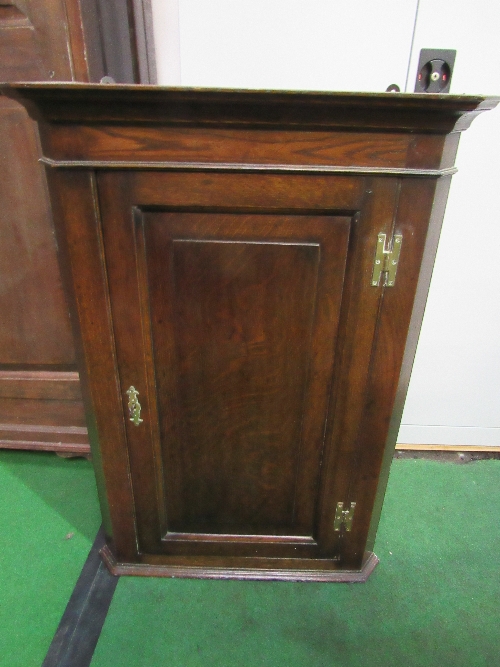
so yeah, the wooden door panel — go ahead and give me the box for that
[154,234,321,536]
[96,171,361,559]
[143,212,351,542]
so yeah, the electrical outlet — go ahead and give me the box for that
[414,49,456,93]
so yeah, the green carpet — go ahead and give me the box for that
[91,459,500,667]
[0,450,101,667]
[0,452,499,667]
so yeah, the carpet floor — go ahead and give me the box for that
[0,450,101,667]
[0,451,498,667]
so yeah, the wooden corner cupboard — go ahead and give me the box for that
[3,84,497,581]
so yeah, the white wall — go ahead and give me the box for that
[151,0,418,92]
[151,0,181,84]
[399,0,500,446]
[150,0,500,447]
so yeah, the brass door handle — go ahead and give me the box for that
[126,386,143,426]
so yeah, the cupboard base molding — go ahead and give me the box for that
[100,546,379,583]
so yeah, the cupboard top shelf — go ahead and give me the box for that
[2,83,498,133]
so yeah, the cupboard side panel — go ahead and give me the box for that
[45,167,139,560]
[94,173,164,554]
[316,177,400,562]
[343,178,438,565]
[365,176,451,552]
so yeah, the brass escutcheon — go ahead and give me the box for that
[126,386,143,426]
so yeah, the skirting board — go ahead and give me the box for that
[0,424,90,455]
[0,370,91,456]
[1,438,497,455]
[396,443,500,452]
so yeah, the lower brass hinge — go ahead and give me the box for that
[334,501,356,531]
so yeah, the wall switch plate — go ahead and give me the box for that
[414,49,456,93]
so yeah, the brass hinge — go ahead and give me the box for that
[334,501,356,532]
[371,232,403,287]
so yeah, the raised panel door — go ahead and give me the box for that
[93,169,392,569]
[142,212,350,551]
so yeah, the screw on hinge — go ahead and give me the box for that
[371,233,402,287]
[333,501,356,531]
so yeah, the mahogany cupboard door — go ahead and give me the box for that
[61,168,410,577]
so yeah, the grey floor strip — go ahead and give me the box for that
[42,526,119,667]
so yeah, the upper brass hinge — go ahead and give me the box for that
[371,232,403,287]
[334,501,356,532]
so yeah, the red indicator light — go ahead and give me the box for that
[442,74,447,81]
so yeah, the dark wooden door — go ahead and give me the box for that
[0,0,85,453]
[95,169,396,563]
[0,0,155,454]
